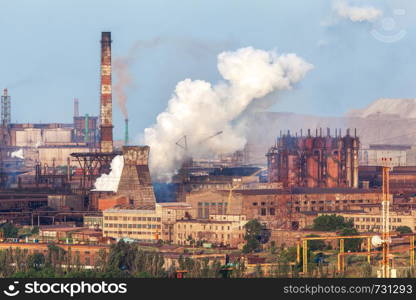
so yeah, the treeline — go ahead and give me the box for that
[0,241,248,278]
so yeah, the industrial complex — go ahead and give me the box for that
[1,31,416,279]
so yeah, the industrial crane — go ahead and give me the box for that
[175,131,223,150]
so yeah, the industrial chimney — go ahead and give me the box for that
[74,98,79,118]
[99,32,114,153]
[124,118,129,145]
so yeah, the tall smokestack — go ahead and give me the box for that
[124,118,129,145]
[74,98,79,117]
[100,32,113,153]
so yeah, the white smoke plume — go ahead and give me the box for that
[92,155,124,192]
[333,1,382,22]
[144,47,313,180]
[11,149,24,159]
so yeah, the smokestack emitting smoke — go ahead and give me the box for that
[144,47,313,180]
[125,118,129,145]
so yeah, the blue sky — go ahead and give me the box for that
[1,0,415,140]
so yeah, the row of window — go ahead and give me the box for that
[177,224,232,231]
[295,206,350,212]
[356,225,409,230]
[104,231,156,236]
[177,233,234,239]
[197,202,228,206]
[18,248,92,255]
[253,199,373,206]
[352,217,403,223]
[259,208,276,216]
[104,223,161,229]
[252,202,275,206]
[104,216,161,222]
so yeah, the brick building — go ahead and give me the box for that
[0,243,109,267]
[102,202,192,242]
[338,210,416,232]
[173,214,247,247]
[185,187,383,230]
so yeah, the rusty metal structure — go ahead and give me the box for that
[99,32,113,153]
[266,128,359,188]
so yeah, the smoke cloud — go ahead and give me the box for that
[92,155,124,192]
[11,149,24,159]
[333,1,382,22]
[113,37,235,120]
[114,52,136,119]
[144,47,313,180]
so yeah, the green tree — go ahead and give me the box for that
[242,219,265,253]
[312,215,353,231]
[106,241,135,275]
[396,226,412,234]
[340,227,361,252]
[1,223,18,238]
[305,235,326,251]
[31,226,39,235]
[27,253,45,271]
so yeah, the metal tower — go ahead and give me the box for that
[1,89,11,127]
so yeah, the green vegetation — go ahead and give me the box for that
[312,215,353,231]
[1,223,18,238]
[340,227,361,252]
[242,219,269,254]
[0,240,243,278]
[305,235,326,251]
[396,226,412,234]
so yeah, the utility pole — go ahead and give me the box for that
[381,157,392,278]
